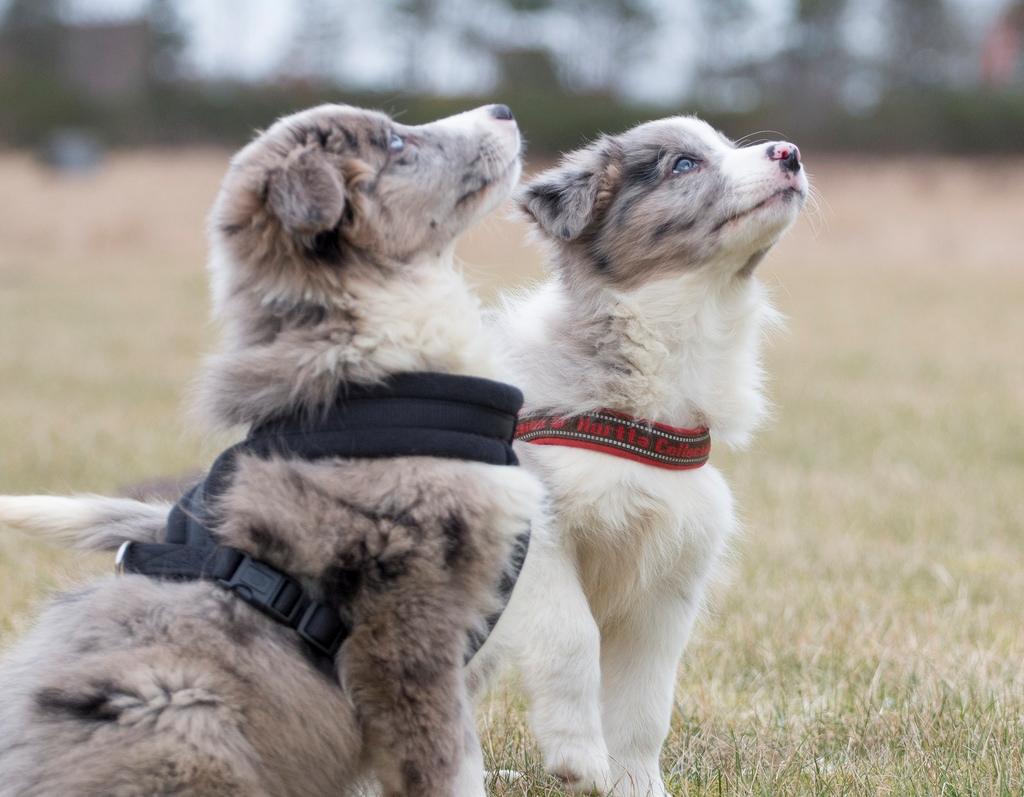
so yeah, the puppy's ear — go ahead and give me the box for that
[267,145,346,235]
[517,137,619,241]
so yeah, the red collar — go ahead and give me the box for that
[514,409,710,470]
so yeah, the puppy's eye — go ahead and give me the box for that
[672,157,698,174]
[389,133,405,152]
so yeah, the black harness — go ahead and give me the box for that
[116,372,527,670]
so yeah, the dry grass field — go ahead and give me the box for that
[1,150,1022,796]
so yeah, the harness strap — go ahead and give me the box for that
[167,374,523,548]
[117,541,348,658]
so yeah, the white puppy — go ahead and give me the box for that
[470,116,807,796]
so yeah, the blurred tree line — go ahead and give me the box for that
[0,0,1021,154]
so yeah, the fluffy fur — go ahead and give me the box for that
[469,117,807,796]
[0,103,542,797]
[0,495,170,550]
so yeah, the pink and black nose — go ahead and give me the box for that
[767,142,801,174]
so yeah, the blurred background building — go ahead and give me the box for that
[0,0,1021,155]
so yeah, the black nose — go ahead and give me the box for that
[489,104,514,121]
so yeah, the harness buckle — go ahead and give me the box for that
[218,554,305,625]
[296,603,347,659]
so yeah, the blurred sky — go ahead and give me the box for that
[3,0,1014,103]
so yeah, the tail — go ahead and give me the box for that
[0,495,169,551]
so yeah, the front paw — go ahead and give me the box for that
[545,741,612,794]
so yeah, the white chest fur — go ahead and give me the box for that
[521,442,736,624]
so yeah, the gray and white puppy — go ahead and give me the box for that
[0,103,541,797]
[471,116,806,796]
